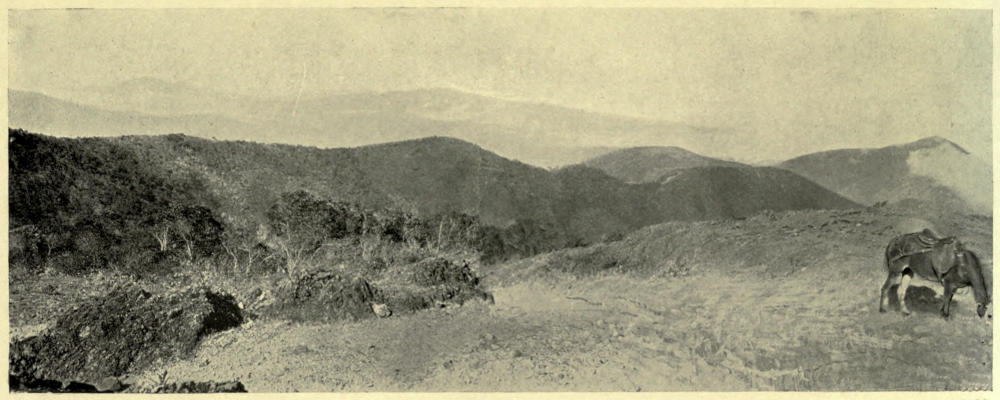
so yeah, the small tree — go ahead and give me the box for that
[145,204,223,264]
[220,221,263,275]
[265,191,338,279]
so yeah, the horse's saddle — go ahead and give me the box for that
[893,229,944,255]
[891,229,958,279]
[915,228,942,246]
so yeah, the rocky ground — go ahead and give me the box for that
[9,208,993,392]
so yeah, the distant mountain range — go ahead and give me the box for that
[9,89,259,141]
[778,137,992,214]
[577,137,992,216]
[13,79,741,168]
[10,79,989,218]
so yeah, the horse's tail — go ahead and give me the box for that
[884,236,902,272]
[884,244,891,272]
[964,250,990,304]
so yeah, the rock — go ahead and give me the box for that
[372,303,392,318]
[248,287,263,302]
[10,324,48,340]
[8,374,63,392]
[214,381,248,392]
[154,380,248,393]
[8,284,243,384]
[94,376,123,392]
[61,381,99,393]
[7,374,123,393]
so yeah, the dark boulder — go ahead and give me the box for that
[153,380,248,393]
[7,374,124,393]
[9,284,242,386]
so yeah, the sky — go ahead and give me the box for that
[7,8,994,162]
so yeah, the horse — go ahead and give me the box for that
[879,234,990,318]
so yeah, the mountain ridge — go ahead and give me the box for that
[10,83,726,168]
[778,136,991,214]
[10,130,861,252]
[581,145,747,183]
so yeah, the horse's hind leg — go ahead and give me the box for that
[897,269,913,315]
[879,271,899,313]
[940,281,954,318]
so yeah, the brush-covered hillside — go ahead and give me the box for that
[583,146,746,183]
[9,129,860,272]
[779,137,992,214]
[113,133,560,227]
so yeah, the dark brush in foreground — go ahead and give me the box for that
[8,374,247,393]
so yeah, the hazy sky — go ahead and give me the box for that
[8,8,993,161]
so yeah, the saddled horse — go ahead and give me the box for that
[879,232,990,318]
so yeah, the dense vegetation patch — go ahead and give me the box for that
[9,285,242,384]
[8,129,578,278]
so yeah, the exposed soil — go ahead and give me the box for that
[10,208,993,392]
[127,266,991,392]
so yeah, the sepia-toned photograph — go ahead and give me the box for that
[6,4,994,393]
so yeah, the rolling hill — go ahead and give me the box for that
[10,130,860,253]
[778,137,992,214]
[582,146,747,183]
[650,166,859,220]
[118,134,860,237]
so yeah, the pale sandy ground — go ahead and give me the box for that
[130,263,992,392]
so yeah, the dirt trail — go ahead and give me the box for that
[130,262,991,392]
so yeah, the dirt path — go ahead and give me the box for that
[130,265,992,392]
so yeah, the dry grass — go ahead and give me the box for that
[11,207,992,391]
[481,207,992,391]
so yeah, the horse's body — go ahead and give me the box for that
[879,233,990,318]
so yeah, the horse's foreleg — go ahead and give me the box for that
[879,271,898,313]
[940,281,954,318]
[897,271,912,315]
